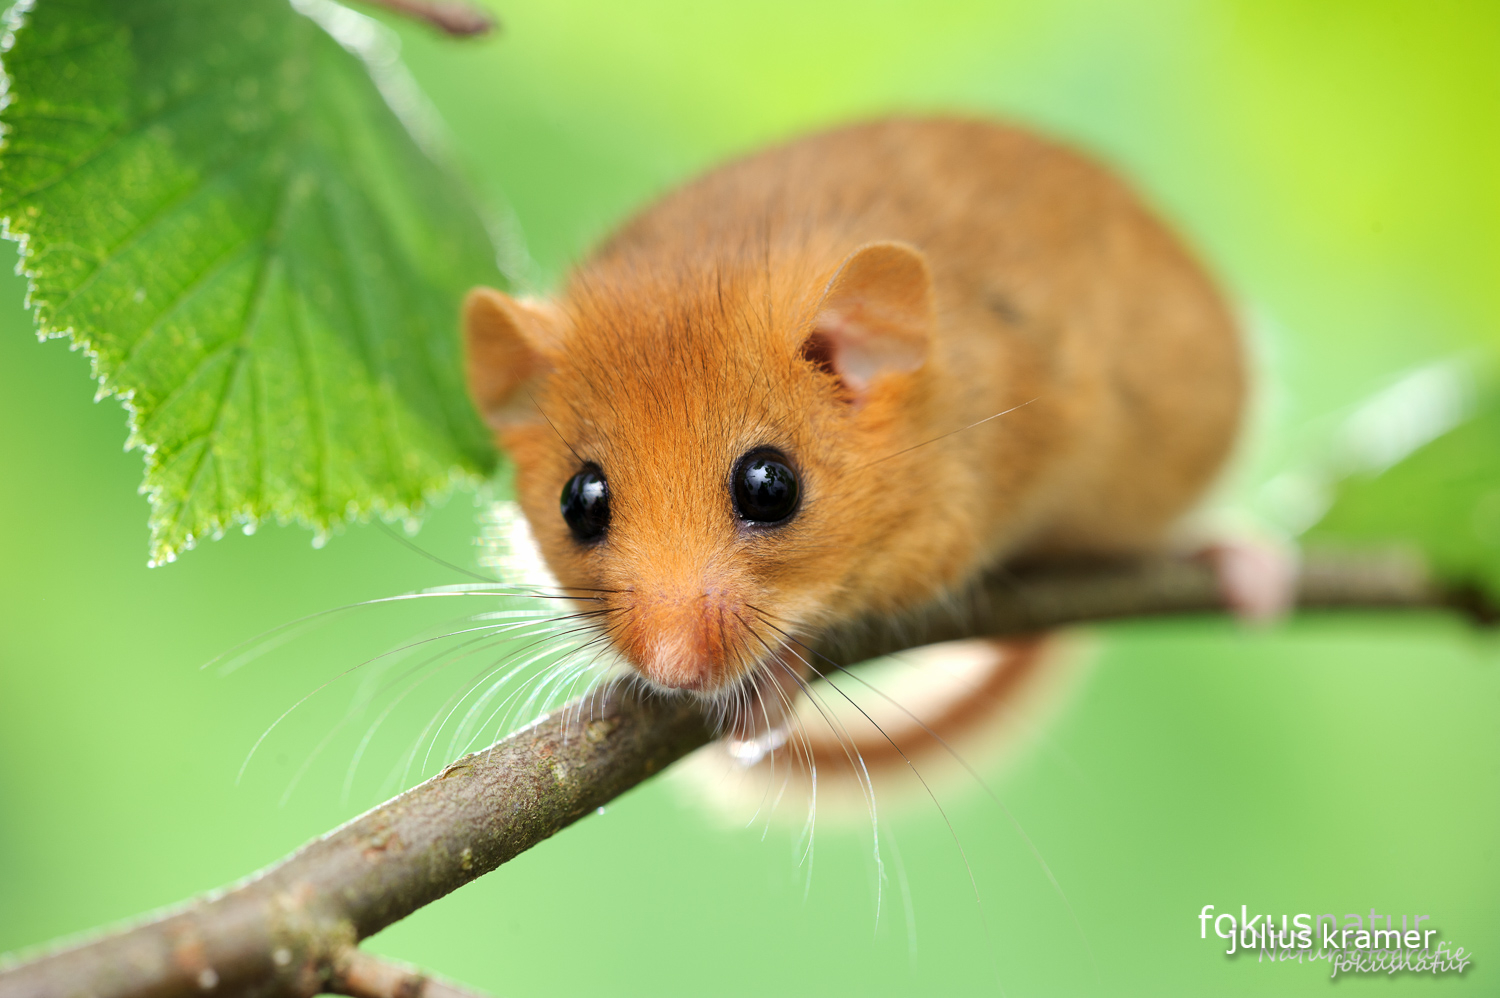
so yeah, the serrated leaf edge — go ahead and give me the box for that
[0,0,489,566]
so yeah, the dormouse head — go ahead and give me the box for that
[462,241,940,699]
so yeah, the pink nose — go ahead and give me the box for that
[619,588,749,692]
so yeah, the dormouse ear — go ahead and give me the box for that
[462,287,564,430]
[804,241,934,398]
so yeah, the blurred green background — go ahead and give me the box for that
[2,1,1498,994]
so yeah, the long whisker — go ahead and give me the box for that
[232,624,476,786]
[483,616,625,745]
[313,617,585,802]
[758,662,817,838]
[412,618,613,778]
[761,659,818,861]
[766,641,888,927]
[529,391,587,466]
[445,626,608,760]
[369,639,567,804]
[739,671,782,829]
[374,520,501,584]
[352,611,581,713]
[420,582,620,596]
[757,611,1094,988]
[765,657,818,881]
[852,397,1038,471]
[749,634,880,834]
[737,620,882,913]
[452,626,615,757]
[752,615,998,983]
[885,826,919,964]
[340,631,518,804]
[556,635,628,738]
[480,627,621,750]
[272,612,552,805]
[302,608,605,802]
[207,586,598,677]
[480,633,616,747]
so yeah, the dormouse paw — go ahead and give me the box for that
[1203,537,1301,625]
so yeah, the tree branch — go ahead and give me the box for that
[0,688,711,998]
[0,548,1479,998]
[816,546,1450,665]
[329,950,491,998]
[353,0,497,37]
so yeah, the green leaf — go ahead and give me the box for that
[0,0,502,564]
[1309,387,1500,598]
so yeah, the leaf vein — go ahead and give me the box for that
[0,56,289,212]
[159,170,300,548]
[316,172,407,499]
[114,234,261,381]
[45,136,275,323]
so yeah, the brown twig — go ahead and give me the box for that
[0,691,713,998]
[817,545,1450,665]
[354,0,497,37]
[0,548,1473,998]
[330,950,490,998]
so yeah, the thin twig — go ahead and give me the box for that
[816,545,1453,665]
[354,0,497,37]
[330,949,491,998]
[0,548,1480,998]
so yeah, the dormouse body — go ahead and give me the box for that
[464,118,1243,698]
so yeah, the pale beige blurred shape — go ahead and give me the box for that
[675,633,1097,827]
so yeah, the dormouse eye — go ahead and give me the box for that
[561,465,610,543]
[732,449,800,525]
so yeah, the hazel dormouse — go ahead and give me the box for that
[461,117,1268,751]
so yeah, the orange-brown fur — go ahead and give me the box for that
[464,118,1243,700]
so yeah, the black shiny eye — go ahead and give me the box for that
[732,449,800,525]
[560,464,610,543]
